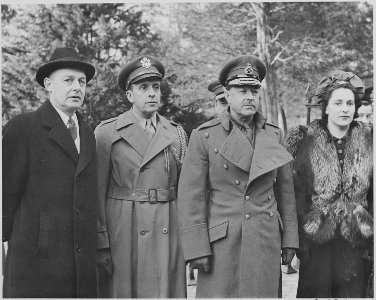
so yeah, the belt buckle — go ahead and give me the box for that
[148,189,158,204]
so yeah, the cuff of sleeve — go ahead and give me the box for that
[281,218,299,249]
[97,231,110,249]
[180,223,212,261]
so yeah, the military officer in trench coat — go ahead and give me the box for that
[95,55,187,298]
[2,47,97,297]
[178,55,299,298]
[208,79,228,117]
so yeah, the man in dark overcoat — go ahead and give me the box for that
[178,55,299,297]
[2,47,98,297]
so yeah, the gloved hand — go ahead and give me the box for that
[296,240,311,265]
[281,248,296,265]
[189,256,212,273]
[97,248,113,276]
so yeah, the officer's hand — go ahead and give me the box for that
[189,256,212,273]
[281,248,296,265]
[97,248,113,275]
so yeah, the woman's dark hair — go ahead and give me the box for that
[320,82,363,122]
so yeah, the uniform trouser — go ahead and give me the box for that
[297,236,369,298]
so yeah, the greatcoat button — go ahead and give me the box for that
[214,148,218,153]
[204,133,209,138]
[245,195,250,200]
[162,228,168,234]
[273,179,277,183]
[268,195,272,200]
[224,164,229,169]
[235,180,240,185]
[245,214,250,220]
[269,211,274,217]
[140,230,146,235]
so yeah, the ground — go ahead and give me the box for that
[186,257,299,298]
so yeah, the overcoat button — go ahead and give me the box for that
[245,195,250,200]
[162,228,168,234]
[245,214,250,219]
[275,130,278,134]
[273,179,277,183]
[214,148,218,153]
[224,164,229,169]
[268,195,272,200]
[269,211,274,217]
[140,230,146,235]
[235,180,240,185]
[204,133,209,138]
[75,209,80,215]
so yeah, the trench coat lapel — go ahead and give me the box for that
[116,111,149,158]
[41,101,79,163]
[247,128,292,185]
[75,114,94,176]
[219,125,253,173]
[140,117,175,168]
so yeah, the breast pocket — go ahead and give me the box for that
[36,211,51,258]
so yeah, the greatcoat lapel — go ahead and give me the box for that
[75,113,94,176]
[140,116,176,168]
[219,125,254,173]
[116,111,149,158]
[247,128,292,185]
[41,101,79,163]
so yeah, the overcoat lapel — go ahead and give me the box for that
[219,126,253,173]
[75,114,94,176]
[140,118,175,168]
[41,101,79,163]
[116,111,149,158]
[247,128,292,185]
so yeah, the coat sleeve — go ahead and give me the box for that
[273,128,299,249]
[285,126,311,250]
[177,129,212,261]
[2,115,30,242]
[95,123,114,249]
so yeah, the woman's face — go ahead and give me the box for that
[325,87,355,128]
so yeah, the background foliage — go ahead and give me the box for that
[2,2,373,134]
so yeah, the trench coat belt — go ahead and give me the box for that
[108,186,176,204]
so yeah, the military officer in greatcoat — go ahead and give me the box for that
[95,55,187,298]
[208,80,228,117]
[178,55,299,297]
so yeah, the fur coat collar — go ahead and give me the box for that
[286,120,373,245]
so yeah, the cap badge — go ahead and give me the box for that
[244,64,254,75]
[140,57,151,69]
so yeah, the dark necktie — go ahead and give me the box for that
[67,117,77,141]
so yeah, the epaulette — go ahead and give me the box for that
[197,118,221,130]
[97,117,117,128]
[265,122,279,129]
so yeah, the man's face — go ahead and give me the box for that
[214,98,228,117]
[356,104,373,125]
[225,85,260,121]
[44,68,86,116]
[126,80,161,118]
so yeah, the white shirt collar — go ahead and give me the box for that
[50,102,78,127]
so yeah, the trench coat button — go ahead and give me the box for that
[245,214,250,220]
[269,211,274,217]
[162,228,168,234]
[75,209,80,215]
[245,195,250,201]
[223,164,229,169]
[273,179,277,183]
[75,243,81,252]
[140,230,146,235]
[204,133,209,138]
[275,130,279,134]
[268,195,272,200]
[214,148,218,153]
[235,180,240,185]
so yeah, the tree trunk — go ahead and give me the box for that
[251,2,278,125]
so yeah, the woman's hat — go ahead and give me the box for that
[35,47,96,87]
[314,70,365,103]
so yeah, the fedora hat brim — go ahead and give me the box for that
[36,60,96,87]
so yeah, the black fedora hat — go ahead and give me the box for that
[35,47,96,87]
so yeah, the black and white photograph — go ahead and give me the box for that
[1,0,373,298]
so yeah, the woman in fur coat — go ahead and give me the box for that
[286,70,373,298]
